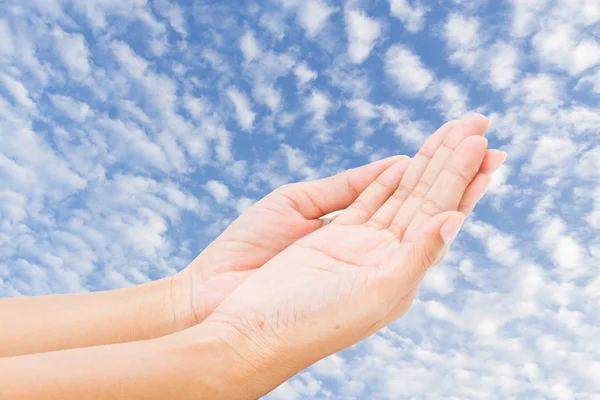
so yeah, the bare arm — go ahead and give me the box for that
[0,323,269,400]
[0,275,194,357]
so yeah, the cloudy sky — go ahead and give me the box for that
[1,0,600,398]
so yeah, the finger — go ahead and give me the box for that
[406,211,465,282]
[365,120,459,229]
[379,210,464,312]
[273,155,407,220]
[457,173,491,215]
[388,115,490,239]
[333,158,410,226]
[458,150,507,214]
[401,136,488,242]
[479,149,507,174]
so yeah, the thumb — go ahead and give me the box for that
[407,211,465,281]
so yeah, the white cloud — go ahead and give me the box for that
[253,83,281,112]
[205,180,231,204]
[0,20,14,56]
[385,44,434,95]
[0,74,35,108]
[240,30,262,62]
[488,42,519,90]
[296,0,336,38]
[553,236,583,270]
[422,265,456,295]
[49,94,92,123]
[235,197,255,214]
[465,220,521,266]
[570,39,600,75]
[306,90,331,121]
[388,0,428,32]
[347,98,378,121]
[227,87,256,130]
[435,80,469,119]
[111,40,149,79]
[294,62,317,88]
[344,8,381,64]
[259,12,287,41]
[528,136,577,173]
[52,27,91,81]
[155,0,188,37]
[577,69,600,94]
[509,0,550,38]
[576,145,600,178]
[533,24,600,76]
[183,94,207,120]
[378,104,427,148]
[280,146,307,176]
[444,13,482,70]
[488,165,512,197]
[518,73,562,106]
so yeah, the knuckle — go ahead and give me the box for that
[349,197,372,216]
[412,181,432,199]
[345,175,360,198]
[391,185,411,201]
[442,136,462,151]
[417,145,435,160]
[366,217,387,230]
[447,168,472,186]
[374,175,399,192]
[419,199,446,217]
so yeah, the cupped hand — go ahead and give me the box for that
[175,154,409,325]
[176,115,505,329]
[199,115,506,393]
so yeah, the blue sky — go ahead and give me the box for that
[1,0,600,398]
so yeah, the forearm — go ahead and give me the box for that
[0,275,194,357]
[0,323,279,400]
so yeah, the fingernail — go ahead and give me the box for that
[440,213,465,245]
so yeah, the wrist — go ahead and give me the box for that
[168,267,200,330]
[170,252,232,329]
[164,320,302,400]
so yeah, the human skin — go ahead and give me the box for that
[0,115,506,399]
[0,115,505,358]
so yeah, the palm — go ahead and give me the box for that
[183,157,407,322]
[204,115,506,375]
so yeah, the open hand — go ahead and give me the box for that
[177,115,505,329]
[175,155,408,324]
[198,115,506,394]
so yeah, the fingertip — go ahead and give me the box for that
[491,149,508,163]
[462,134,489,149]
[462,113,491,135]
[481,149,508,174]
[444,119,461,129]
[458,173,492,215]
